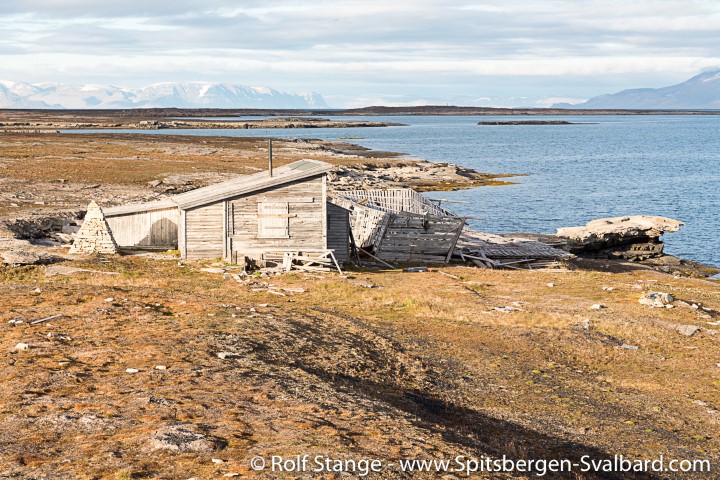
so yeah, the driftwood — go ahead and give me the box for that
[438,270,461,280]
[358,247,396,269]
[30,314,63,325]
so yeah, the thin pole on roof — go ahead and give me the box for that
[268,138,273,177]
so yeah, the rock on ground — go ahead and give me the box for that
[146,423,228,453]
[677,325,700,337]
[1,250,45,266]
[639,292,675,308]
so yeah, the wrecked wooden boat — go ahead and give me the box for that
[331,188,571,268]
[330,189,466,263]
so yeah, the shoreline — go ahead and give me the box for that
[0,127,716,276]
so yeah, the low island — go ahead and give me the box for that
[478,120,577,125]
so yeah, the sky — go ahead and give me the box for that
[1,0,720,107]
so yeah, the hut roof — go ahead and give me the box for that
[103,199,176,217]
[104,159,332,216]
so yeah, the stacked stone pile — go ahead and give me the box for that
[69,201,119,255]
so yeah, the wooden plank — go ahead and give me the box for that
[256,196,314,203]
[179,209,187,258]
[445,220,466,263]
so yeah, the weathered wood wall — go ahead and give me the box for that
[184,202,225,260]
[329,197,387,248]
[228,176,327,259]
[326,202,350,263]
[105,208,179,248]
[374,213,465,263]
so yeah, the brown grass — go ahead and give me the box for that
[0,133,375,185]
[1,256,719,478]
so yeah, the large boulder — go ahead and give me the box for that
[556,216,683,260]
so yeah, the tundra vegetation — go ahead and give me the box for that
[0,115,718,478]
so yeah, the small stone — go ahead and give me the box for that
[148,180,162,187]
[104,297,114,302]
[621,344,638,351]
[211,458,225,464]
[547,283,555,287]
[603,287,616,291]
[13,343,30,352]
[125,368,140,373]
[494,306,520,312]
[590,304,606,310]
[677,325,700,337]
[33,288,42,294]
[154,365,167,370]
[581,319,591,330]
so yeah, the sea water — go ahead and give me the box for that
[65,115,720,266]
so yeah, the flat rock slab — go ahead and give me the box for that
[557,216,683,241]
[1,250,45,265]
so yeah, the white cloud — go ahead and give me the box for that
[0,0,719,103]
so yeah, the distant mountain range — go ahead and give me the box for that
[555,70,720,109]
[0,81,328,109]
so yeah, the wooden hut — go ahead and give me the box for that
[104,160,350,263]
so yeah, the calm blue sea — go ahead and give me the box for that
[65,115,720,266]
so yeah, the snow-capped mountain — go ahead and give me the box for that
[555,70,720,109]
[0,81,328,109]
